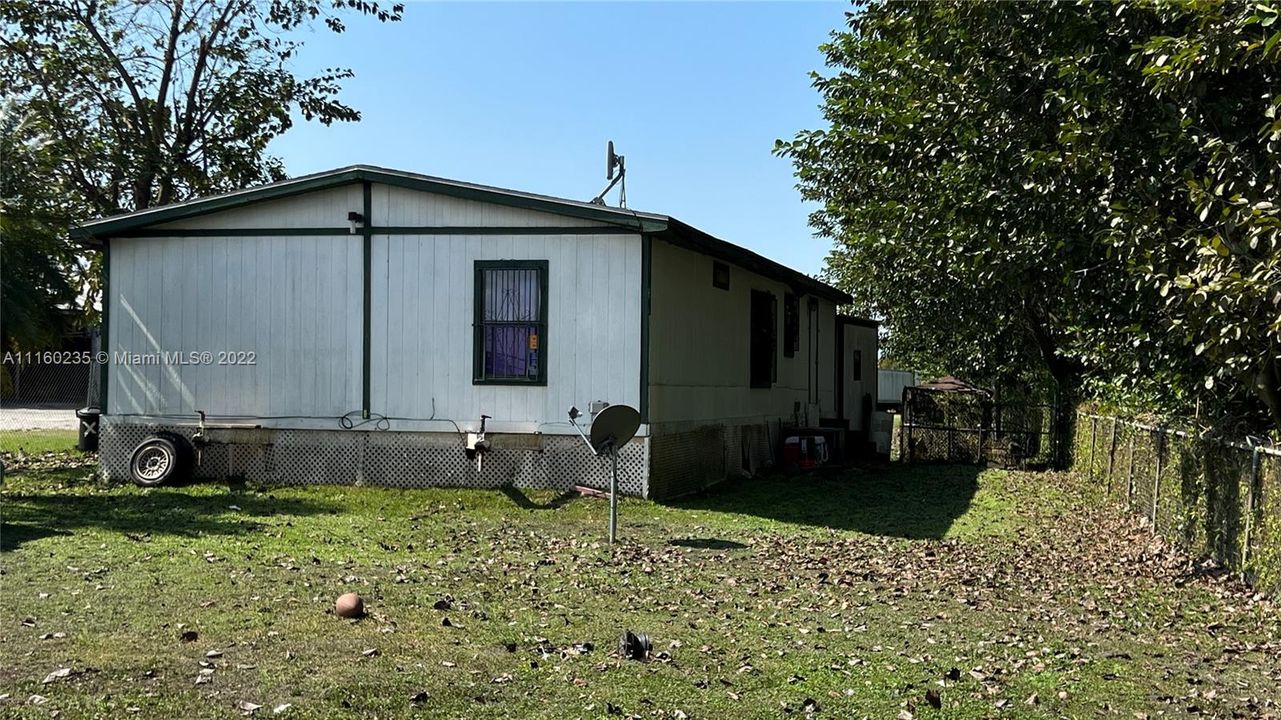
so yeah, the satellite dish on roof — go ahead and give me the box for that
[590,404,640,454]
[590,141,627,207]
[568,402,641,544]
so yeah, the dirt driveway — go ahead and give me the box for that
[0,406,79,431]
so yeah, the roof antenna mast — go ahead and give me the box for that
[590,141,626,207]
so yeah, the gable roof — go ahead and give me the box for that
[73,164,852,304]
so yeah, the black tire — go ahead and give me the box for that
[129,433,192,487]
[155,431,195,473]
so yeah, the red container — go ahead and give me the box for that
[783,435,828,469]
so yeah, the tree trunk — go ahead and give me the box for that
[1049,371,1081,470]
[1255,353,1281,434]
[1021,297,1084,469]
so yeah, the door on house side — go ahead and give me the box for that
[842,323,864,431]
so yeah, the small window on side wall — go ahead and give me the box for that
[783,293,799,358]
[474,260,548,385]
[712,261,730,290]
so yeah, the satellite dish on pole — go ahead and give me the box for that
[589,404,640,453]
[606,141,617,181]
[568,402,641,543]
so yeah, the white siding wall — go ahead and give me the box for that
[107,235,362,418]
[106,183,642,432]
[374,185,604,228]
[878,369,917,407]
[151,183,611,231]
[647,239,838,428]
[370,232,642,433]
[152,185,364,230]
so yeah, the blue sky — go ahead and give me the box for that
[267,1,848,276]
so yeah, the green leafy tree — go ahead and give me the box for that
[0,97,78,351]
[1103,1,1281,429]
[0,0,403,327]
[782,0,1279,434]
[0,0,404,214]
[779,2,1150,434]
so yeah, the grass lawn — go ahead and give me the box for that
[1,457,1278,719]
[0,429,80,455]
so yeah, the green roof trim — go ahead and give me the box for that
[74,165,667,239]
[72,164,851,304]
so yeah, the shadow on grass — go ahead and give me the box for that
[1,489,341,552]
[501,486,579,511]
[667,463,982,539]
[0,523,71,551]
[668,538,749,550]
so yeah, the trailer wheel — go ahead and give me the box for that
[129,433,191,487]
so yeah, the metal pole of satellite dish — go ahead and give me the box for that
[568,404,638,545]
[609,443,619,544]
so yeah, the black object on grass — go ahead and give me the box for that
[618,630,651,660]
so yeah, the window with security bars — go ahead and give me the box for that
[473,260,548,384]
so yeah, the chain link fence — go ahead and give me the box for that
[0,343,99,432]
[1074,412,1281,594]
[899,397,1058,467]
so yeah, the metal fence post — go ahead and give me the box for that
[1089,416,1098,481]
[1243,446,1263,569]
[1152,428,1164,529]
[1106,418,1118,493]
[1127,430,1136,508]
[906,404,914,463]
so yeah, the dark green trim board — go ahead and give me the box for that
[472,259,550,386]
[113,227,353,238]
[99,240,110,414]
[472,266,484,383]
[375,226,636,236]
[639,235,652,424]
[107,226,637,238]
[361,181,372,419]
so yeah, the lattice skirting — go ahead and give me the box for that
[648,421,777,499]
[99,418,649,496]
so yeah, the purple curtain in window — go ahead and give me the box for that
[482,268,540,379]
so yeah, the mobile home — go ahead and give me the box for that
[76,166,875,498]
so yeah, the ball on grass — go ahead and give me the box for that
[335,592,365,618]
